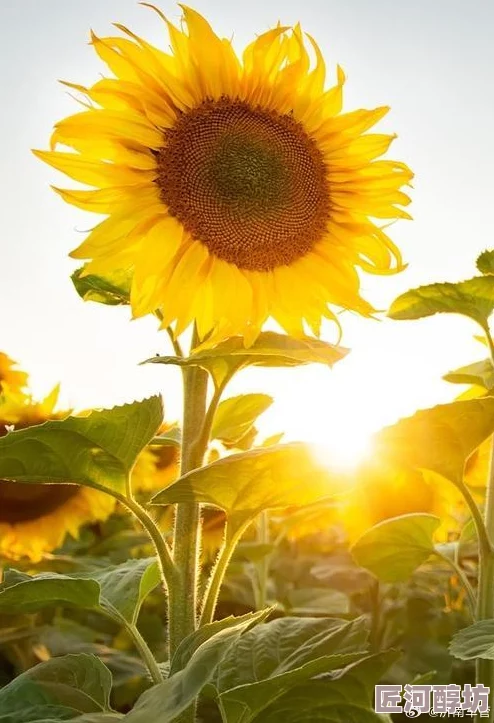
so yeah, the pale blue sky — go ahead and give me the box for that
[1,0,493,459]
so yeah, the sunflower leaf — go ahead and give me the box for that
[0,570,100,614]
[71,265,131,306]
[443,358,494,390]
[250,650,398,723]
[0,654,113,719]
[151,443,347,529]
[373,397,494,484]
[144,332,348,386]
[0,396,163,497]
[351,514,440,582]
[450,620,494,660]
[212,394,273,445]
[213,617,369,723]
[123,620,254,723]
[388,276,494,331]
[77,558,161,625]
[477,250,494,275]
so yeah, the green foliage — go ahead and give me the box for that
[144,331,348,386]
[443,358,494,390]
[0,654,114,722]
[374,397,494,484]
[151,443,345,530]
[351,514,440,582]
[388,276,494,331]
[476,250,494,275]
[71,266,131,306]
[0,571,100,614]
[212,617,369,723]
[0,560,161,626]
[450,620,494,660]
[0,397,163,497]
[211,394,273,445]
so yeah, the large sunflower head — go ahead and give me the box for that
[35,5,412,343]
[0,353,28,395]
[0,388,115,562]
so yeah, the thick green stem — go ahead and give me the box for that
[200,520,250,626]
[169,330,209,658]
[476,437,494,712]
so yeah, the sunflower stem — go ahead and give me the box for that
[169,327,209,657]
[476,325,494,716]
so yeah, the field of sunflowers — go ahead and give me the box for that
[2,3,494,722]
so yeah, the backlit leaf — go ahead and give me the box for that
[151,443,346,528]
[0,397,163,497]
[373,398,494,484]
[388,276,494,330]
[477,250,494,275]
[351,514,440,582]
[443,358,494,390]
[212,394,273,445]
[72,265,131,306]
[144,332,348,386]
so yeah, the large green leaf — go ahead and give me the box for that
[72,265,131,306]
[257,651,398,723]
[0,654,113,720]
[213,617,368,723]
[212,394,273,445]
[0,560,160,626]
[351,514,440,582]
[151,443,346,529]
[0,571,100,614]
[443,358,494,390]
[124,621,255,723]
[450,620,494,660]
[0,397,163,497]
[77,558,161,625]
[388,276,494,330]
[373,398,494,484]
[145,332,348,386]
[170,610,271,675]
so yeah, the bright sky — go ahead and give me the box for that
[1,0,493,465]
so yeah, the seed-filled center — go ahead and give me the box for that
[156,98,330,271]
[0,480,79,523]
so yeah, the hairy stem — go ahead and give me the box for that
[169,328,209,657]
[476,324,494,714]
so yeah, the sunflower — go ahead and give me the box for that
[132,426,180,497]
[0,388,115,562]
[35,5,412,344]
[0,352,28,394]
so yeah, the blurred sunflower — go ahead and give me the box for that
[35,5,412,344]
[132,428,180,497]
[0,353,28,394]
[0,388,115,562]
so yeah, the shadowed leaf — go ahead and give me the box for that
[0,397,163,497]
